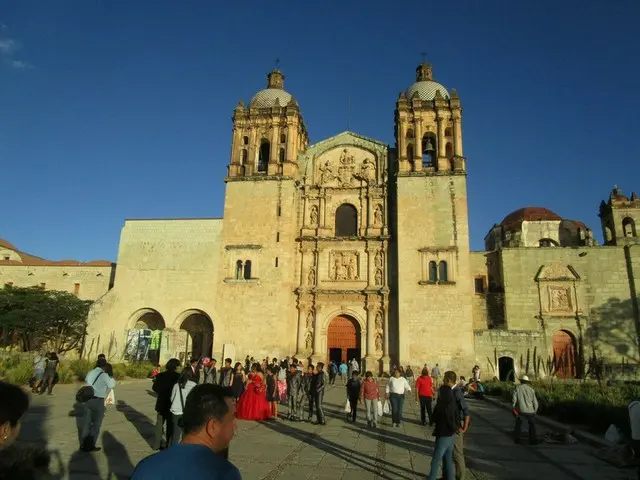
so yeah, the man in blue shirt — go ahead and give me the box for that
[132,384,241,479]
[81,358,116,452]
[442,370,470,480]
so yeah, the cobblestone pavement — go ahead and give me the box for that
[17,379,636,479]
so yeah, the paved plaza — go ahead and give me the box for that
[16,379,636,479]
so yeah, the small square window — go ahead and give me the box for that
[474,277,486,294]
[275,257,279,267]
[3,255,9,261]
[74,283,80,295]
[276,232,280,242]
[40,283,46,289]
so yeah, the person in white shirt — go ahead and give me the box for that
[385,369,412,427]
[170,370,198,445]
[81,359,117,452]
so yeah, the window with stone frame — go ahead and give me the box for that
[419,248,456,285]
[474,276,486,294]
[335,204,358,237]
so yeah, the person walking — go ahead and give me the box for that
[31,351,47,393]
[286,364,303,421]
[219,358,233,387]
[385,368,412,427]
[132,384,241,479]
[152,358,181,450]
[39,352,59,395]
[329,361,338,386]
[443,370,470,480]
[512,375,538,445]
[202,358,217,384]
[170,369,198,445]
[360,371,380,428]
[80,358,116,452]
[428,373,459,480]
[431,363,441,390]
[415,367,435,426]
[346,371,362,423]
[303,365,315,421]
[339,361,348,385]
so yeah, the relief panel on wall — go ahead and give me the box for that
[329,251,360,281]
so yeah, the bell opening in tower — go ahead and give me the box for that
[421,134,436,168]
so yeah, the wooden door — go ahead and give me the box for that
[327,315,360,364]
[552,330,576,378]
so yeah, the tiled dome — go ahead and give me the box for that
[501,207,562,227]
[250,88,293,108]
[406,80,449,101]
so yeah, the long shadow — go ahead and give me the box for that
[116,400,155,449]
[261,418,417,480]
[344,426,434,454]
[68,449,100,479]
[103,431,135,479]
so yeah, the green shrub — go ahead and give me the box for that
[4,362,33,384]
[124,362,155,379]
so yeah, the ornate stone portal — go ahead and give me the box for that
[330,251,359,281]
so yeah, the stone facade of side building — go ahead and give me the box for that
[2,63,639,378]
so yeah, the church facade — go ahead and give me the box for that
[2,63,639,378]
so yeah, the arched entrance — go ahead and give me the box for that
[498,356,515,382]
[127,309,166,364]
[552,330,577,378]
[179,311,214,361]
[327,315,361,365]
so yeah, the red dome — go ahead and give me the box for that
[501,207,562,227]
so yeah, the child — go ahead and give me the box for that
[266,366,280,418]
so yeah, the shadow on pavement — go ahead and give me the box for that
[116,400,155,449]
[344,425,434,454]
[68,449,100,479]
[261,419,417,480]
[103,431,135,479]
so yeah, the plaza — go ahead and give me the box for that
[17,380,635,480]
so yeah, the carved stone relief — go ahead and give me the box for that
[316,148,378,188]
[309,205,318,226]
[375,311,383,330]
[330,251,359,281]
[374,268,383,285]
[374,250,383,269]
[306,312,314,330]
[373,205,383,226]
[549,286,572,312]
[307,267,316,286]
[375,333,383,352]
[305,330,313,351]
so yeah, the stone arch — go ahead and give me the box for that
[128,308,166,331]
[552,329,577,378]
[623,217,637,237]
[498,356,515,381]
[176,309,214,361]
[321,308,366,332]
[335,203,358,237]
[125,308,166,364]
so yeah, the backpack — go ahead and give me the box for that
[76,371,104,403]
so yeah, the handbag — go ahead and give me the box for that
[344,399,351,414]
[383,400,391,415]
[76,371,104,403]
[377,400,383,417]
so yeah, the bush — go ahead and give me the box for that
[484,380,640,434]
[124,362,155,379]
[4,361,33,385]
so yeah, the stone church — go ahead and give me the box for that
[2,63,639,378]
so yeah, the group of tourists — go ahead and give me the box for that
[29,351,59,395]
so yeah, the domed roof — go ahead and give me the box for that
[501,207,562,226]
[406,81,449,101]
[0,238,17,250]
[249,68,296,108]
[250,88,293,108]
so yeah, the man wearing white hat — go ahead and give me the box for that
[512,375,539,445]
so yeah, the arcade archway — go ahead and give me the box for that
[552,330,577,378]
[127,309,166,364]
[498,356,515,382]
[327,315,361,365]
[179,311,214,361]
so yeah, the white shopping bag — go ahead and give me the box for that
[377,400,383,417]
[105,389,115,406]
[344,399,351,414]
[383,400,391,415]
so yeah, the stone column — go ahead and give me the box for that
[295,305,307,358]
[248,127,257,173]
[398,121,406,159]
[366,243,375,288]
[286,121,295,162]
[363,299,378,373]
[310,304,324,365]
[453,114,463,156]
[437,116,446,158]
[319,190,326,229]
[381,303,391,373]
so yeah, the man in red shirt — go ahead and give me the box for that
[415,367,434,426]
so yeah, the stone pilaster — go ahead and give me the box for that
[453,112,463,156]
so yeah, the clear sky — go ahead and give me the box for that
[1,1,639,261]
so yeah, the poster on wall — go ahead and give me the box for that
[124,329,156,362]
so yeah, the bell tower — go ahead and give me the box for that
[227,68,308,178]
[395,62,464,174]
[599,187,640,245]
[392,62,474,369]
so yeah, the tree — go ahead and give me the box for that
[0,285,93,353]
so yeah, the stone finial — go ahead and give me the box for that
[632,192,638,201]
[235,100,245,110]
[287,97,298,107]
[434,89,443,99]
[416,62,433,81]
[267,68,285,89]
[450,88,459,99]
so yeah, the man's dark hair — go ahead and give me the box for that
[365,371,373,378]
[0,381,29,427]
[96,357,107,368]
[443,370,457,385]
[317,362,324,370]
[165,358,180,372]
[97,353,106,360]
[182,384,234,435]
[352,370,359,377]
[224,358,232,365]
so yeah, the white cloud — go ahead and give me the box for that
[0,25,31,71]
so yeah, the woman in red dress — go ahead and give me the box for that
[236,365,272,421]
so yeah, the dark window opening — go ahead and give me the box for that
[235,260,243,280]
[280,133,286,143]
[474,277,485,294]
[406,128,414,139]
[277,206,281,216]
[279,147,285,163]
[428,261,438,282]
[335,204,358,237]
[623,217,637,237]
[438,261,448,282]
[444,127,453,137]
[275,257,279,267]
[406,143,414,161]
[258,139,270,172]
[243,136,249,145]
[422,135,436,167]
[445,142,453,157]
[244,260,252,280]
[241,149,247,165]
[539,238,559,247]
[276,232,280,242]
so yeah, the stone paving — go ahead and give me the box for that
[17,379,637,479]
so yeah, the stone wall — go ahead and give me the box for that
[474,329,546,380]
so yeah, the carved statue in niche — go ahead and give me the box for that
[307,267,316,286]
[360,157,376,182]
[375,311,383,330]
[319,158,335,184]
[309,205,318,225]
[330,251,358,280]
[375,333,383,352]
[374,250,383,269]
[549,286,571,312]
[306,312,314,330]
[305,331,313,351]
[374,268,383,285]
[373,205,383,226]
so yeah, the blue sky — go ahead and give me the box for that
[1,1,639,261]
